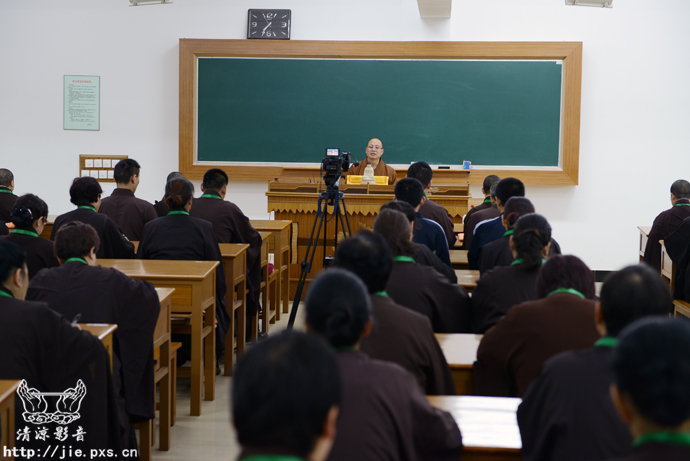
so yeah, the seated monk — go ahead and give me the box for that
[343,138,397,185]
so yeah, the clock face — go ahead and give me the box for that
[247,9,291,40]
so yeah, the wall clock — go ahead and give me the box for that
[247,9,291,40]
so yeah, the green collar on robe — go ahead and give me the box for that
[503,229,514,237]
[373,291,389,297]
[64,257,88,265]
[633,432,690,447]
[77,205,97,212]
[167,211,190,216]
[511,258,546,266]
[0,290,13,298]
[10,229,39,238]
[393,256,416,263]
[594,337,618,348]
[547,288,585,299]
[200,193,221,199]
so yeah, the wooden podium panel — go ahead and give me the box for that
[267,182,469,299]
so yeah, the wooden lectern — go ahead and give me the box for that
[266,181,470,299]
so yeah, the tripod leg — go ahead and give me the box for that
[287,193,328,328]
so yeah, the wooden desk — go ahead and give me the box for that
[428,395,522,460]
[267,182,469,299]
[674,299,690,320]
[98,259,218,417]
[450,250,469,270]
[219,243,249,376]
[79,324,118,369]
[660,240,676,291]
[455,269,480,293]
[435,333,482,395]
[638,226,651,262]
[0,380,21,457]
[250,220,292,315]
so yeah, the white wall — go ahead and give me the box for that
[2,0,689,271]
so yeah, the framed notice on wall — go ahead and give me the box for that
[64,75,100,131]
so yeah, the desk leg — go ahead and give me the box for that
[238,278,246,355]
[159,339,171,451]
[282,247,290,314]
[190,304,203,416]
[204,300,216,403]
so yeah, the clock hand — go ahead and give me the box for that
[262,22,272,34]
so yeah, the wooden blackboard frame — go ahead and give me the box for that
[180,39,582,185]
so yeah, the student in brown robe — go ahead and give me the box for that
[666,216,690,301]
[334,230,456,395]
[643,179,690,272]
[0,240,125,458]
[305,269,463,461]
[189,168,262,329]
[407,161,457,248]
[474,254,599,398]
[27,222,160,452]
[607,317,690,461]
[463,174,499,230]
[51,177,134,259]
[462,176,501,250]
[137,177,230,359]
[0,168,18,223]
[518,263,673,461]
[478,196,535,274]
[374,208,471,333]
[153,171,185,218]
[380,200,457,283]
[232,330,342,461]
[478,197,562,275]
[395,177,452,267]
[343,138,397,184]
[468,177,526,269]
[3,194,59,278]
[471,213,551,333]
[98,159,157,241]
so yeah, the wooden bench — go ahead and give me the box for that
[428,395,522,460]
[435,333,482,395]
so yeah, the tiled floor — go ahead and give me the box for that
[151,303,306,460]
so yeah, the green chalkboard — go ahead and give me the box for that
[197,57,563,167]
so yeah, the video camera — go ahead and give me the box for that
[322,148,353,188]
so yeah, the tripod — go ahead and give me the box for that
[287,183,352,328]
